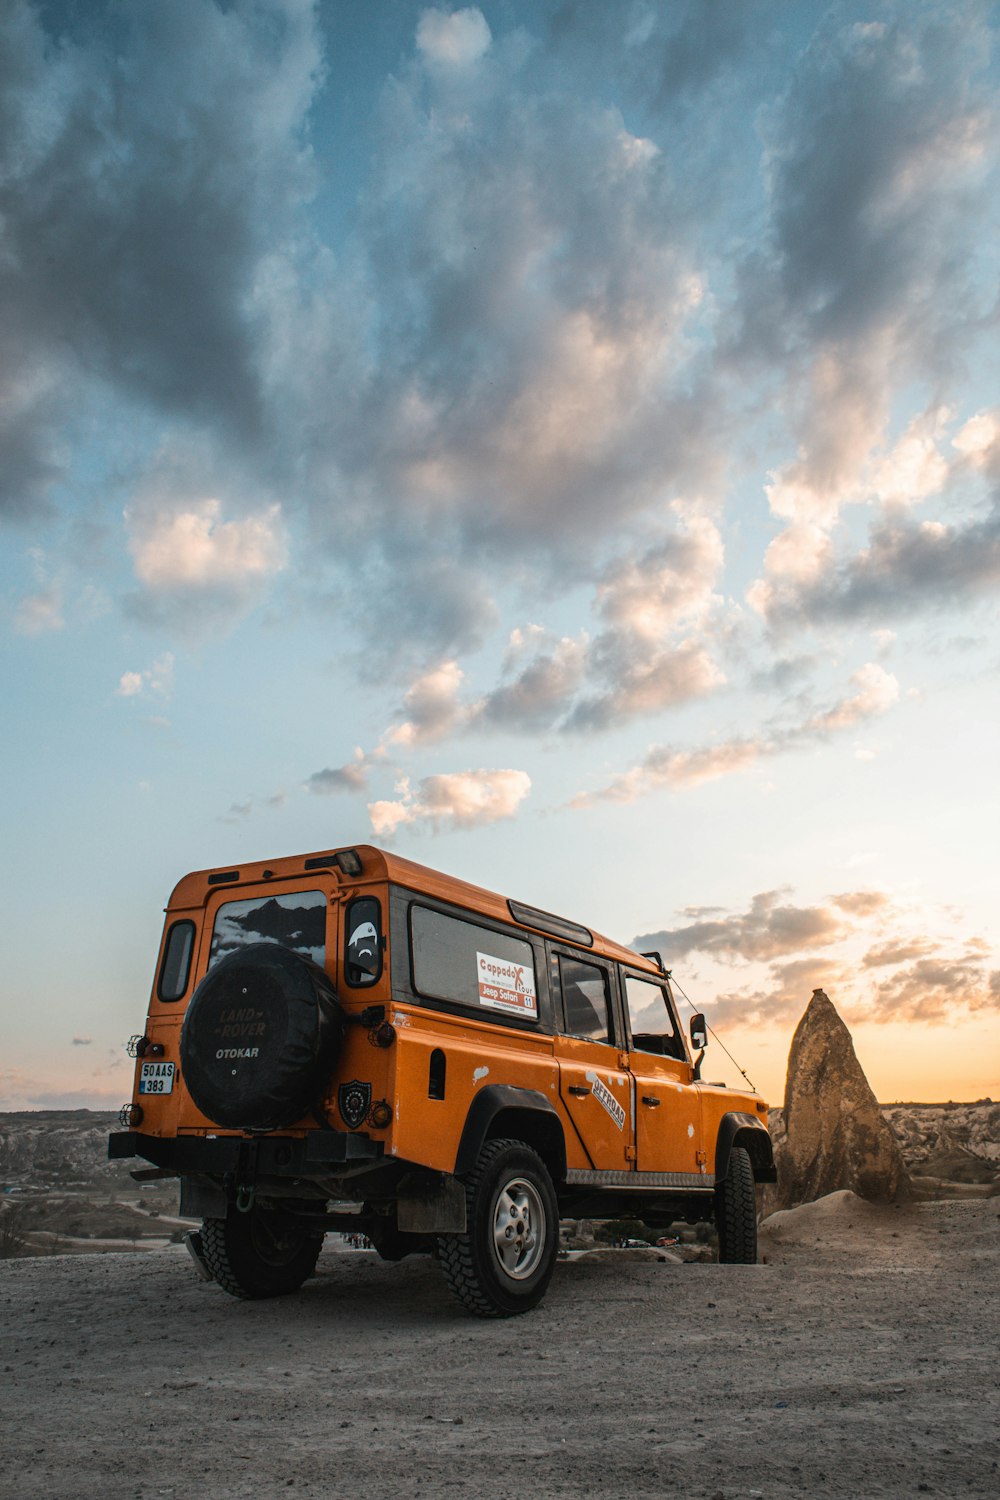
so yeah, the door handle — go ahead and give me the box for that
[568,1085,590,1097]
[641,1095,661,1107]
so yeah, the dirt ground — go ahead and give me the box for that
[1,1193,997,1500]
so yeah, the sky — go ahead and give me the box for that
[1,0,998,1113]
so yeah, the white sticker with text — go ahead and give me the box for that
[476,951,538,1018]
[585,1071,626,1131]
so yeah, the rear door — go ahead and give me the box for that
[552,947,634,1172]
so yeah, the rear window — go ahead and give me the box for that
[410,904,538,1020]
[158,920,195,1001]
[208,889,327,969]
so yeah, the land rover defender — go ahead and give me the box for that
[109,845,774,1316]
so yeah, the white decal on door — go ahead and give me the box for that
[584,1071,626,1131]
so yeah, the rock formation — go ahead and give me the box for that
[771,989,911,1209]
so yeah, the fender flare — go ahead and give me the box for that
[715,1111,776,1184]
[454,1084,567,1183]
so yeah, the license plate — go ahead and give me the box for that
[139,1061,175,1095]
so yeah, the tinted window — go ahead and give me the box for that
[209,889,326,968]
[624,974,683,1058]
[411,905,538,1020]
[558,955,612,1043]
[158,920,195,1001]
[345,896,382,987]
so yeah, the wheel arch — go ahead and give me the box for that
[454,1085,566,1186]
[714,1111,776,1184]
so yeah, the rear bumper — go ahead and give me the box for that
[108,1129,382,1178]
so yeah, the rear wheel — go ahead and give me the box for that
[715,1144,757,1263]
[437,1138,558,1317]
[200,1203,325,1299]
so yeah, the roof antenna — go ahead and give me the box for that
[669,971,758,1095]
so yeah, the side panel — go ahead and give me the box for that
[381,1002,558,1174]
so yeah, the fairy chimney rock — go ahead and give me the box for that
[775,988,911,1209]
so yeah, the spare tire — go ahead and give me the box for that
[179,943,344,1131]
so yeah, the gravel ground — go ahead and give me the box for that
[1,1193,997,1500]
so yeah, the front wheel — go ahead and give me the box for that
[200,1203,325,1299]
[715,1144,757,1263]
[437,1139,558,1317]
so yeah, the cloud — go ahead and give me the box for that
[416,8,492,69]
[369,768,531,837]
[831,891,891,918]
[738,13,994,365]
[123,444,288,633]
[871,956,1000,1023]
[128,500,284,592]
[753,499,1000,628]
[474,514,727,734]
[116,652,175,700]
[0,0,325,520]
[735,12,1000,632]
[385,661,466,747]
[14,584,63,635]
[633,889,850,965]
[632,876,996,1030]
[71,1036,92,1047]
[12,546,63,634]
[298,14,728,656]
[862,938,940,969]
[218,789,287,823]
[575,662,899,805]
[707,955,853,1030]
[306,748,375,796]
[476,629,588,733]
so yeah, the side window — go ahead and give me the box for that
[345,897,383,987]
[624,974,683,1059]
[208,889,326,969]
[557,954,612,1043]
[158,920,195,1001]
[410,904,538,1020]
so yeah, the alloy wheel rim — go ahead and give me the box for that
[491,1175,545,1281]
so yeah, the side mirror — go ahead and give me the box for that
[689,1013,707,1050]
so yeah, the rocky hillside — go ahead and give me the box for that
[2,1102,998,1196]
[767,1099,999,1193]
[0,1111,130,1191]
[882,1100,1000,1185]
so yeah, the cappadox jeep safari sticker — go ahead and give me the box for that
[585,1070,626,1131]
[476,952,537,1018]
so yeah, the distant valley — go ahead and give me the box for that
[1,1101,997,1257]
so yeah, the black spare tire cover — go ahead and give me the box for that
[179,943,345,1131]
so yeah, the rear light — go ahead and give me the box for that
[127,1035,164,1058]
[118,1102,144,1128]
[336,848,363,877]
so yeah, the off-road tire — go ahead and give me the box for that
[715,1144,757,1263]
[200,1204,325,1299]
[179,943,344,1132]
[437,1138,558,1318]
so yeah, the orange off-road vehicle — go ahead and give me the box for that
[109,845,774,1316]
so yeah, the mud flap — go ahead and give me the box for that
[179,1174,228,1219]
[396,1170,467,1233]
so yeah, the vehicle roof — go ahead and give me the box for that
[167,843,658,972]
